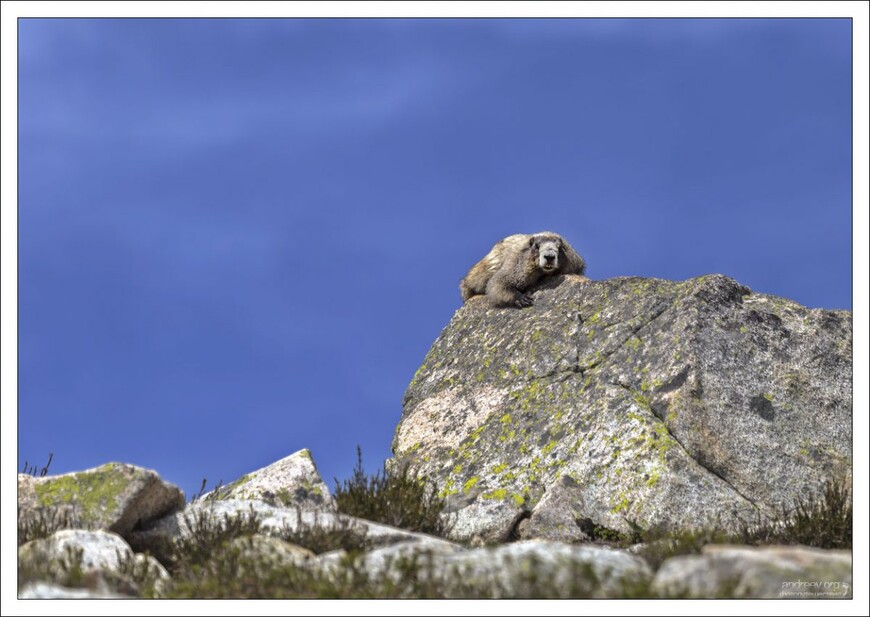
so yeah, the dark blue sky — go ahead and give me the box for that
[18,18,852,496]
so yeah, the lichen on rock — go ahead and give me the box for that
[393,274,852,544]
[201,448,335,510]
[18,463,185,538]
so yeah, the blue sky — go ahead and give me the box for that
[18,18,852,496]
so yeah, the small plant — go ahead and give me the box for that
[635,526,735,570]
[17,507,77,546]
[18,545,86,591]
[275,509,370,555]
[21,453,53,477]
[334,447,450,537]
[628,476,852,569]
[168,507,262,571]
[114,550,166,598]
[740,476,852,549]
[188,478,225,503]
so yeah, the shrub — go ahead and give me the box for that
[633,476,852,568]
[167,507,262,572]
[275,510,370,555]
[333,447,449,537]
[740,476,852,549]
[18,508,78,546]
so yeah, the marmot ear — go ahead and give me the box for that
[528,237,536,247]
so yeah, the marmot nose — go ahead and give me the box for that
[544,254,555,262]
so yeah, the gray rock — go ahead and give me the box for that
[20,529,132,573]
[19,582,128,599]
[439,541,652,598]
[394,275,851,542]
[18,463,185,538]
[652,544,852,598]
[18,529,168,597]
[202,449,335,510]
[315,538,463,582]
[317,539,650,598]
[228,534,315,568]
[128,499,460,564]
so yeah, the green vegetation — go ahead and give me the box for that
[166,507,263,570]
[17,445,850,599]
[31,464,129,526]
[590,476,852,569]
[18,507,77,546]
[333,447,450,537]
[275,510,370,555]
[740,476,851,549]
[19,545,87,590]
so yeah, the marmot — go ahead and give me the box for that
[459,231,587,308]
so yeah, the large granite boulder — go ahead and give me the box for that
[18,463,185,538]
[393,274,851,543]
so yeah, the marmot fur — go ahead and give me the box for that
[459,231,587,308]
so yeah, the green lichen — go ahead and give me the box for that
[640,378,664,392]
[482,488,508,500]
[462,477,479,493]
[568,437,584,454]
[632,392,652,411]
[452,464,463,474]
[33,465,131,525]
[209,472,255,500]
[611,495,631,514]
[645,469,662,487]
[500,413,512,425]
[542,441,558,455]
[275,488,293,505]
[492,463,508,474]
[511,493,526,507]
[438,477,458,499]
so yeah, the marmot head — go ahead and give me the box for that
[529,233,564,273]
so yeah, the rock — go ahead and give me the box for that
[19,582,128,599]
[316,539,649,598]
[20,529,132,572]
[202,449,335,510]
[651,544,852,598]
[315,538,463,583]
[394,275,851,542]
[129,499,460,564]
[438,541,651,598]
[18,463,185,538]
[228,535,315,568]
[18,529,169,597]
